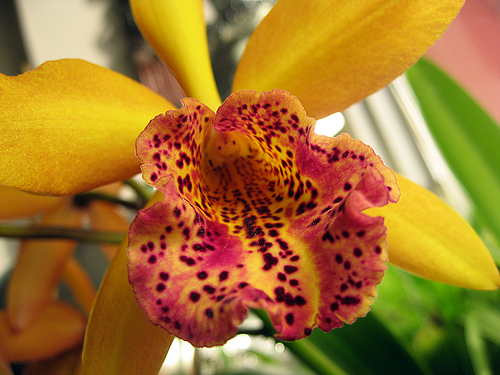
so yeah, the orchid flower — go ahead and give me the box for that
[0,0,499,373]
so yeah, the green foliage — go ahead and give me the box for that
[406,58,500,246]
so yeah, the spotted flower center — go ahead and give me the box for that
[128,89,399,347]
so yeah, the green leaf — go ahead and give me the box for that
[464,315,493,375]
[406,58,500,245]
[254,309,431,375]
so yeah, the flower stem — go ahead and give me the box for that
[0,225,125,244]
[74,192,143,210]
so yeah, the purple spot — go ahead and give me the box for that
[285,313,294,325]
[159,272,169,281]
[322,231,334,243]
[337,295,361,306]
[148,255,157,264]
[263,253,278,270]
[295,296,306,306]
[203,285,216,294]
[353,248,362,257]
[193,244,205,251]
[274,287,285,302]
[205,308,214,318]
[204,243,215,251]
[310,218,320,226]
[284,265,298,274]
[182,227,190,240]
[180,256,195,266]
[197,271,208,280]
[190,291,201,302]
[173,208,181,218]
[219,271,228,281]
[156,283,165,292]
[277,239,289,250]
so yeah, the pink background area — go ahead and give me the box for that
[426,0,500,124]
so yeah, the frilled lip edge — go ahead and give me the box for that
[126,171,395,347]
[126,89,400,347]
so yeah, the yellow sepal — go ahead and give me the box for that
[0,59,174,195]
[82,192,174,375]
[368,175,499,290]
[131,0,221,110]
[234,0,464,119]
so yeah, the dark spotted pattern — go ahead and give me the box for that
[128,89,399,347]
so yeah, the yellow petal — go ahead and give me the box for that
[0,301,86,363]
[233,0,464,119]
[82,192,173,375]
[367,175,500,290]
[130,0,221,110]
[88,200,130,261]
[0,186,64,220]
[7,202,83,331]
[0,59,174,195]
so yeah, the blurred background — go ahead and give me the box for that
[1,0,499,374]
